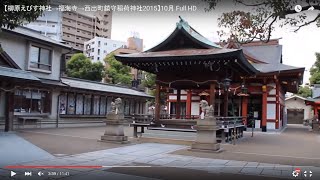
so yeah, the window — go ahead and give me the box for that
[104,42,107,45]
[14,89,51,114]
[91,48,94,52]
[29,45,51,71]
[97,57,100,60]
[98,49,100,55]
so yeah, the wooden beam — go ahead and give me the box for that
[4,91,14,132]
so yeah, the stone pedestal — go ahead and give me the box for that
[190,116,221,152]
[99,113,129,144]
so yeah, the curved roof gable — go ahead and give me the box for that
[146,16,221,52]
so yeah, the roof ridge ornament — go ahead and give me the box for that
[177,16,188,29]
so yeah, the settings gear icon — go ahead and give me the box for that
[292,168,301,178]
[292,171,299,177]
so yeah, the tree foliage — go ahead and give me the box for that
[142,72,156,89]
[66,53,105,81]
[1,0,48,30]
[104,53,132,85]
[203,0,320,43]
[310,53,320,84]
[297,85,312,98]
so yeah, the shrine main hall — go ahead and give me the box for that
[115,17,304,132]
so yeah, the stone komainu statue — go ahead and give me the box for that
[199,100,214,118]
[110,98,122,114]
[114,98,122,114]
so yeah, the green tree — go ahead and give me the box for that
[203,0,320,43]
[142,72,156,88]
[297,85,312,98]
[66,53,105,81]
[310,53,320,84]
[104,53,132,85]
[1,0,48,30]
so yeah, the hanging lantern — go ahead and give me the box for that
[223,78,231,91]
[237,83,249,97]
[198,91,210,96]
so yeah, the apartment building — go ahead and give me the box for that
[62,11,112,50]
[23,3,63,41]
[84,37,126,63]
[24,2,112,51]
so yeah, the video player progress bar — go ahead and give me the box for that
[4,165,152,169]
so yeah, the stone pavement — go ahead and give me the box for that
[1,143,319,179]
[0,132,54,167]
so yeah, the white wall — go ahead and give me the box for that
[191,102,199,115]
[0,32,63,81]
[267,104,276,119]
[267,122,275,130]
[285,97,313,119]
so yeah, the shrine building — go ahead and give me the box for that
[115,17,304,132]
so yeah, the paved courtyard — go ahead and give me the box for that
[0,124,319,179]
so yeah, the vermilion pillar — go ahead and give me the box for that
[241,96,248,126]
[276,82,280,129]
[262,85,267,132]
[186,90,192,119]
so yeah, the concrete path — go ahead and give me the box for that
[1,143,319,179]
[15,124,320,166]
[0,132,54,167]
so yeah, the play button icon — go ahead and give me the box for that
[11,171,16,177]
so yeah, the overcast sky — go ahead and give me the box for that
[58,0,320,84]
[106,1,320,85]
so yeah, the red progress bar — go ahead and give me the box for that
[4,165,103,169]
